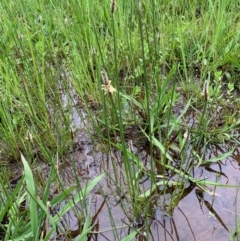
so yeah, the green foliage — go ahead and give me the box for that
[0,0,240,240]
[0,155,104,240]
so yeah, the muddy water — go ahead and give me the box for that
[152,153,240,241]
[35,90,240,240]
[2,80,239,240]
[49,126,240,241]
[6,141,240,241]
[77,149,240,241]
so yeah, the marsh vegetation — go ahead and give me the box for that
[0,0,240,240]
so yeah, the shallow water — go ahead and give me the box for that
[49,135,239,241]
[45,96,240,241]
[4,90,231,240]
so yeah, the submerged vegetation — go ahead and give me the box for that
[0,0,240,240]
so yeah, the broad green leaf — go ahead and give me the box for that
[165,164,238,188]
[138,181,181,200]
[21,154,39,240]
[121,230,138,241]
[151,136,173,162]
[119,92,144,110]
[51,185,77,208]
[52,173,105,223]
[198,148,235,166]
[74,212,92,241]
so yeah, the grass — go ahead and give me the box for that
[0,0,240,240]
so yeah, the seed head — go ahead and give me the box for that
[111,0,116,14]
[101,69,116,95]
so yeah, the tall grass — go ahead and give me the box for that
[0,0,240,240]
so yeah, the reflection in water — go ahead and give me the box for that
[82,145,239,241]
[147,143,240,241]
[44,134,240,241]
[113,144,239,241]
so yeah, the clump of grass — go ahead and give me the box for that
[0,154,105,241]
[0,0,74,163]
[77,0,240,237]
[1,0,240,240]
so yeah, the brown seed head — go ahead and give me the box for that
[111,0,116,14]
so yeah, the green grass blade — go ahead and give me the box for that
[198,148,235,166]
[52,173,105,223]
[21,154,39,240]
[74,216,91,241]
[121,230,138,241]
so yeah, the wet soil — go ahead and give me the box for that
[3,89,240,241]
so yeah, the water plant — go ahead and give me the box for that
[0,0,240,240]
